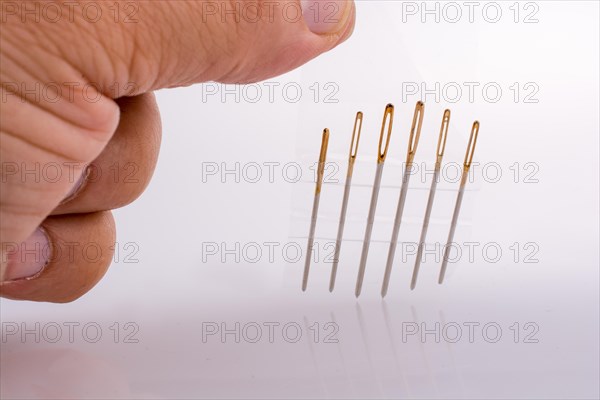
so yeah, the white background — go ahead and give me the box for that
[1,1,599,398]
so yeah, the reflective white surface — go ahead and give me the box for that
[1,1,599,398]
[2,287,599,398]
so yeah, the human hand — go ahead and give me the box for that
[0,0,355,302]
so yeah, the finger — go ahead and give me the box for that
[0,31,120,275]
[0,211,115,303]
[52,93,161,215]
[6,0,356,95]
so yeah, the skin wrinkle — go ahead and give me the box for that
[0,177,71,216]
[49,15,126,99]
[26,5,110,88]
[68,5,124,89]
[0,37,88,127]
[173,0,258,85]
[91,9,154,97]
[126,12,172,96]
[0,36,45,90]
[236,21,307,83]
[125,27,150,96]
[0,122,89,165]
[33,5,124,100]
[210,18,257,83]
[0,166,71,200]
[0,78,110,139]
[168,4,222,87]
[90,25,122,95]
[0,137,82,211]
[0,203,47,220]
[0,30,119,137]
[86,19,124,96]
[0,165,74,200]
[230,14,263,81]
[102,2,203,95]
[0,101,114,163]
[150,1,186,91]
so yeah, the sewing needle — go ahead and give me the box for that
[438,121,480,284]
[330,112,363,292]
[355,104,394,297]
[302,128,330,291]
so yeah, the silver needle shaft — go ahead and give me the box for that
[439,121,480,284]
[356,162,384,297]
[302,129,330,291]
[410,168,439,289]
[381,101,425,298]
[330,112,363,292]
[410,110,451,290]
[438,182,465,284]
[355,104,394,297]
[330,174,352,291]
[381,166,412,297]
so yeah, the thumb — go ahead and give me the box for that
[43,0,356,95]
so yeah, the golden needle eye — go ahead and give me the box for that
[377,104,394,163]
[349,112,363,161]
[436,109,451,162]
[315,128,330,195]
[464,121,480,170]
[407,101,425,162]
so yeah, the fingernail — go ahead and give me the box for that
[2,228,51,282]
[60,166,90,205]
[302,0,353,35]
